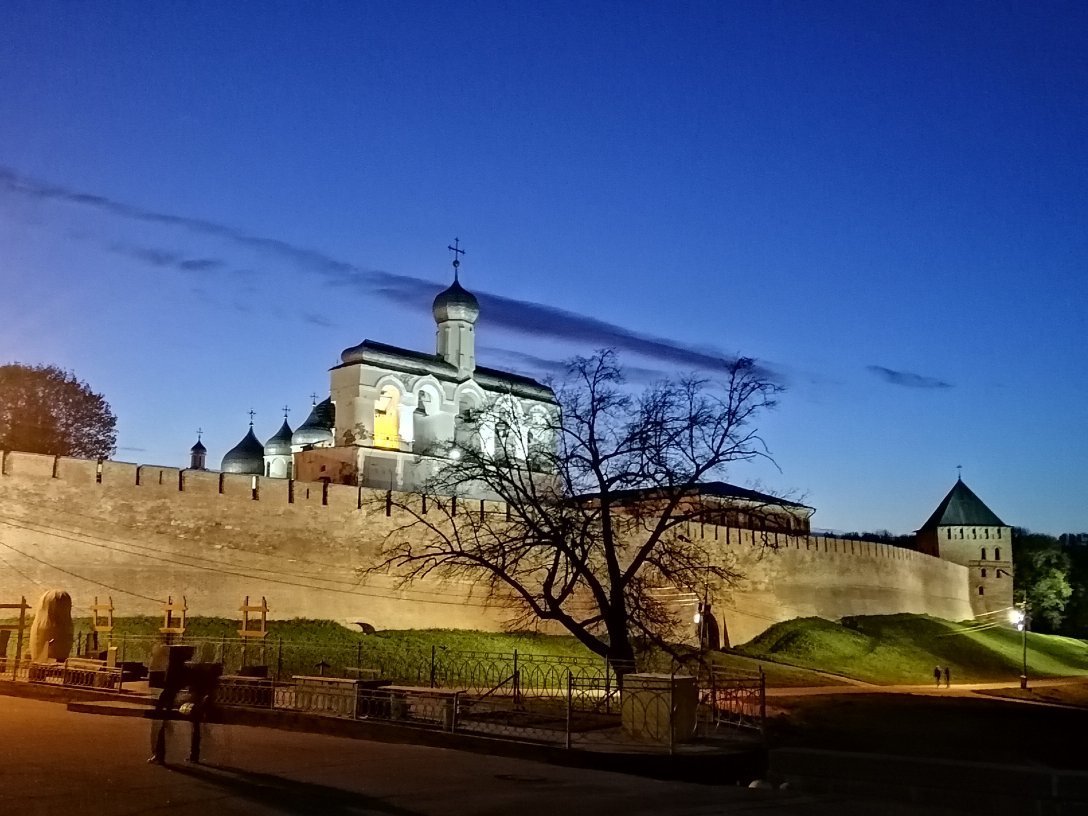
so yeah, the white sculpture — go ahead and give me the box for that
[28,589,74,663]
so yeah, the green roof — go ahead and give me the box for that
[919,479,1005,530]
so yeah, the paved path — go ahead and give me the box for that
[0,696,972,816]
[767,675,1088,699]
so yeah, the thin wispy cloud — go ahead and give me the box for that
[866,365,953,389]
[1,165,777,381]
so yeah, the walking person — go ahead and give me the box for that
[181,663,222,764]
[933,665,942,687]
[944,666,951,688]
[148,646,194,764]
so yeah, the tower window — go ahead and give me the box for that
[995,548,1001,561]
[981,548,987,560]
[971,528,977,539]
[997,528,1002,539]
[978,586,985,596]
[984,528,990,539]
[946,529,952,540]
[981,568,987,578]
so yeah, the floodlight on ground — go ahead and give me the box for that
[1008,609,1025,626]
[448,447,462,460]
[693,612,701,625]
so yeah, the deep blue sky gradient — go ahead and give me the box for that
[0,1,1085,534]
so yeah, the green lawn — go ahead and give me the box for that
[737,613,1088,684]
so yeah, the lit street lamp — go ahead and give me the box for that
[1009,602,1029,689]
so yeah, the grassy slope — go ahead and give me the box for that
[66,616,597,660]
[737,613,1088,684]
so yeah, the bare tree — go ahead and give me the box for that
[370,350,781,671]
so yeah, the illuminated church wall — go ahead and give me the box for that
[0,449,975,645]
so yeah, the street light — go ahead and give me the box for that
[1009,603,1029,689]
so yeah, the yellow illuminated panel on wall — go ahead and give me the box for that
[374,387,401,448]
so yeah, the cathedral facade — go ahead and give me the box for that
[215,263,557,493]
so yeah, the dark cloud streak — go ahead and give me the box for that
[1,165,778,381]
[866,365,953,389]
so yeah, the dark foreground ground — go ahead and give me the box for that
[768,689,1088,769]
[0,696,981,816]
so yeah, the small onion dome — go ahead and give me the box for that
[292,397,335,447]
[264,419,294,456]
[221,427,265,474]
[190,438,207,455]
[432,279,479,324]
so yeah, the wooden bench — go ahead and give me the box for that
[379,685,466,730]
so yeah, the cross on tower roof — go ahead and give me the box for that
[310,392,319,406]
[956,464,963,481]
[247,409,256,426]
[196,428,203,442]
[282,405,291,419]
[448,238,465,281]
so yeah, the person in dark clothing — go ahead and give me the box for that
[944,666,951,688]
[148,646,194,764]
[933,666,942,687]
[181,663,222,763]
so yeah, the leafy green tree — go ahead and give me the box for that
[1012,528,1073,632]
[0,363,117,458]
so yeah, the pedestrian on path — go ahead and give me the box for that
[944,666,951,688]
[933,666,942,687]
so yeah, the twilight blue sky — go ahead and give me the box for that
[0,1,1085,535]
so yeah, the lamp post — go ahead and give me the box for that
[1009,602,1029,689]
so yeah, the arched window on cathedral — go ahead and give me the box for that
[374,385,401,449]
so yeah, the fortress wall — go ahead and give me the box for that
[692,525,976,646]
[0,450,974,643]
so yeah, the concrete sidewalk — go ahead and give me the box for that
[0,696,973,816]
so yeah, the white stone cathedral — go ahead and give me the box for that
[216,248,558,492]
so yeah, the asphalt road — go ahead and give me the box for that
[0,696,977,816]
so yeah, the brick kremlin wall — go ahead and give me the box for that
[0,450,975,645]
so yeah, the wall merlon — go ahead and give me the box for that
[101,460,138,485]
[55,457,98,484]
[2,450,57,478]
[180,469,219,495]
[136,465,181,490]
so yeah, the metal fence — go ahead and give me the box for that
[71,632,616,698]
[11,631,765,752]
[210,667,765,752]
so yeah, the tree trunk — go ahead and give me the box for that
[605,611,636,684]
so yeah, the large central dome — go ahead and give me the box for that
[432,279,479,324]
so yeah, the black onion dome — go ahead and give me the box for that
[190,439,207,454]
[264,419,294,456]
[292,397,335,447]
[432,279,480,324]
[221,427,265,474]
